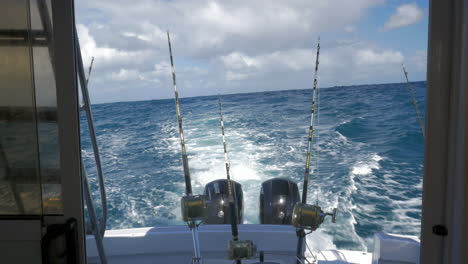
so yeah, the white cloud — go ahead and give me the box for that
[407,50,427,73]
[221,44,404,85]
[354,49,404,65]
[73,0,426,103]
[123,23,166,43]
[344,26,357,33]
[226,71,252,81]
[220,52,258,70]
[109,69,141,81]
[77,0,383,58]
[77,24,148,67]
[382,3,423,31]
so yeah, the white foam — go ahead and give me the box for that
[335,131,348,143]
[352,164,372,175]
[351,154,382,176]
[306,230,337,253]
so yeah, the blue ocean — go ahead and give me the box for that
[81,81,425,252]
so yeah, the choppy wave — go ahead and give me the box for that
[81,82,426,251]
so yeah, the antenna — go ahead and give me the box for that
[402,64,425,138]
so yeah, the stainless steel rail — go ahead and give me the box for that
[75,27,108,263]
[83,169,107,264]
[75,29,108,237]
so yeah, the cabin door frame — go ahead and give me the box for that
[0,0,86,263]
[422,0,468,263]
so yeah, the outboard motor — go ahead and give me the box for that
[259,178,300,224]
[204,179,243,224]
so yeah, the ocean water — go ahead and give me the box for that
[81,81,425,252]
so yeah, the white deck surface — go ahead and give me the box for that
[316,250,371,263]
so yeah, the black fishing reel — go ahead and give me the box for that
[292,203,337,231]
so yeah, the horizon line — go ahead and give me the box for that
[94,79,427,105]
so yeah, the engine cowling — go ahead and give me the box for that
[259,178,300,225]
[204,179,243,224]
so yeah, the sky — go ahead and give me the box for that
[75,0,429,104]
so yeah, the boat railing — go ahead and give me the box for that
[75,26,108,263]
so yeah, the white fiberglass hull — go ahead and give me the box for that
[86,225,419,264]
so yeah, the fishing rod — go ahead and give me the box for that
[217,96,239,262]
[293,37,336,264]
[217,96,256,264]
[167,31,193,196]
[80,56,95,110]
[167,31,206,264]
[302,37,320,204]
[86,56,95,85]
[217,96,238,226]
[402,64,425,138]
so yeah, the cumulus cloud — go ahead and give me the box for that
[74,0,425,103]
[382,3,423,31]
[344,26,357,33]
[407,50,427,72]
[220,41,405,88]
[77,24,149,67]
[354,49,404,66]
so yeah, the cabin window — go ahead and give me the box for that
[0,0,62,216]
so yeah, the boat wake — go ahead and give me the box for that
[81,82,425,251]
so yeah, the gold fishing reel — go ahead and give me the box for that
[181,195,207,222]
[292,203,337,231]
[227,239,257,260]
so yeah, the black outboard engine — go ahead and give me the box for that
[204,179,243,224]
[259,178,300,224]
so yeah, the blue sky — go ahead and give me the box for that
[76,0,429,103]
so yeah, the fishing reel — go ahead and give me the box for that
[292,203,337,231]
[227,239,257,260]
[181,195,208,223]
